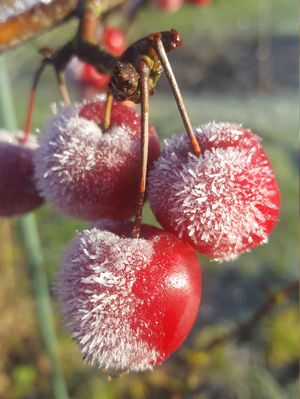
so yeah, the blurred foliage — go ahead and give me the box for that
[0,0,298,398]
[264,306,299,367]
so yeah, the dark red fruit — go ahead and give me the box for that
[66,27,126,93]
[35,100,160,221]
[81,64,110,91]
[0,130,43,217]
[56,220,201,371]
[148,122,280,261]
[102,27,127,56]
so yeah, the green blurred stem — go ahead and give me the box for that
[0,56,69,399]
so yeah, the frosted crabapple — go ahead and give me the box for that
[0,130,43,217]
[148,122,280,261]
[34,99,160,221]
[56,219,201,372]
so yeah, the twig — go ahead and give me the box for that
[132,61,150,238]
[55,69,71,106]
[103,89,113,131]
[21,61,47,143]
[152,34,201,156]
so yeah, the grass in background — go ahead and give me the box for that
[0,0,298,398]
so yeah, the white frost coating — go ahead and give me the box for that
[0,129,38,150]
[34,102,140,220]
[56,228,159,371]
[65,57,84,84]
[148,122,279,262]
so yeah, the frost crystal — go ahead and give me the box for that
[148,122,280,261]
[56,228,160,371]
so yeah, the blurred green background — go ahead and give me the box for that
[0,0,298,398]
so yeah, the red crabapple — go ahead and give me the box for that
[66,58,111,94]
[66,27,126,94]
[0,130,43,216]
[34,99,160,221]
[153,0,184,13]
[81,64,110,91]
[56,219,201,371]
[78,27,126,92]
[148,122,280,262]
[102,27,127,56]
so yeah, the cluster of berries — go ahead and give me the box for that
[0,96,279,372]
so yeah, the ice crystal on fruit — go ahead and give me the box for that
[0,129,38,149]
[56,228,159,371]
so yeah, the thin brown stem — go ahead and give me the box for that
[78,8,99,44]
[77,0,127,43]
[152,36,201,156]
[20,61,47,144]
[103,89,113,131]
[55,69,71,106]
[132,61,150,239]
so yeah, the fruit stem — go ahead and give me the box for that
[103,89,113,131]
[21,61,46,144]
[55,69,71,106]
[152,36,201,156]
[21,61,71,144]
[132,61,150,238]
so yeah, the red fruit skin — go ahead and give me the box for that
[79,101,160,160]
[128,226,201,359]
[0,131,43,217]
[79,27,126,91]
[102,27,127,56]
[79,100,154,134]
[79,100,160,159]
[81,64,110,91]
[79,101,161,217]
[148,123,280,261]
[98,220,202,363]
[153,0,184,12]
[58,220,201,371]
[35,101,160,221]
